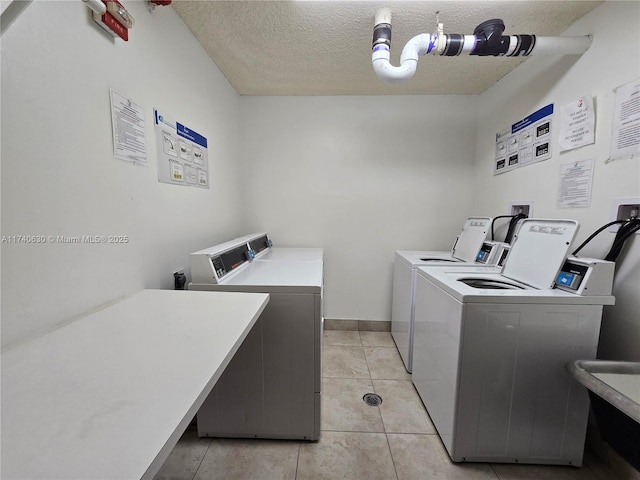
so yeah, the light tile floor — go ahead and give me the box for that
[154,330,625,480]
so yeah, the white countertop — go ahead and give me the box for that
[1,289,270,480]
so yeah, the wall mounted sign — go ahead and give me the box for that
[110,89,147,164]
[558,96,595,152]
[557,158,594,208]
[494,104,553,175]
[154,108,209,188]
[610,78,640,161]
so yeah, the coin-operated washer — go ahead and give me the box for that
[392,216,493,372]
[189,237,323,441]
[411,219,615,466]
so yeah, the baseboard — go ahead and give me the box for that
[324,319,391,332]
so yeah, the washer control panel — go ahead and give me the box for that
[475,241,507,265]
[555,257,615,296]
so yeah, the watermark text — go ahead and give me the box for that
[2,235,129,244]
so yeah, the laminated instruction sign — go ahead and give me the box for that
[494,104,553,175]
[154,108,209,188]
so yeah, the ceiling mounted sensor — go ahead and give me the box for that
[372,8,593,83]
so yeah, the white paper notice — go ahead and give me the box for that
[557,158,594,208]
[610,78,640,160]
[110,89,147,164]
[559,96,595,151]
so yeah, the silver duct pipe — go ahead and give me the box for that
[372,8,592,83]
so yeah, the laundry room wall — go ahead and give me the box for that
[471,1,640,361]
[239,96,478,323]
[1,2,243,347]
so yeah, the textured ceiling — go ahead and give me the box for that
[172,0,601,96]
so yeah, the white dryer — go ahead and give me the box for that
[392,216,493,372]
[411,219,615,466]
[189,238,323,441]
[256,248,324,262]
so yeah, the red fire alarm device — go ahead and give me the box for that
[93,0,134,41]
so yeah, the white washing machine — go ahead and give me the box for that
[189,238,323,441]
[392,216,494,373]
[411,219,615,466]
[414,216,493,263]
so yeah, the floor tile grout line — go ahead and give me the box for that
[582,459,609,480]
[370,338,438,473]
[383,431,401,480]
[361,341,374,383]
[358,339,380,439]
[358,344,379,467]
[190,437,212,480]
[378,432,438,437]
[322,377,411,382]
[294,441,301,480]
[321,376,372,381]
[488,463,500,480]
[320,428,387,434]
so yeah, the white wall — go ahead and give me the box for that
[472,1,640,361]
[1,2,243,347]
[3,1,636,360]
[239,96,478,321]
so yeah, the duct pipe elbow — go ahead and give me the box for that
[372,34,435,83]
[401,34,435,61]
[372,50,418,82]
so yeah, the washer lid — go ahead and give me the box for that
[502,219,579,289]
[451,217,492,262]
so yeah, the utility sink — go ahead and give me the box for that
[567,360,640,470]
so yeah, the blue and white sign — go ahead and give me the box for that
[154,108,209,188]
[495,104,554,175]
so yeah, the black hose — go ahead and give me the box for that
[490,215,525,242]
[604,219,640,262]
[572,220,627,256]
[491,215,510,241]
[504,213,528,244]
[572,219,639,262]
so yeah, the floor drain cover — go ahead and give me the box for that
[363,393,382,406]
